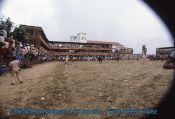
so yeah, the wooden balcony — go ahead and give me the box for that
[50,52,114,56]
[49,46,112,51]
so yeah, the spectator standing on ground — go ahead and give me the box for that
[163,50,175,69]
[16,43,23,62]
[98,56,102,63]
[21,47,27,59]
[9,57,23,85]
[116,54,120,62]
[137,55,139,61]
[64,55,69,65]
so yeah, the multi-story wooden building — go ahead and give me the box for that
[156,47,175,57]
[20,25,49,50]
[48,40,126,56]
[20,25,133,57]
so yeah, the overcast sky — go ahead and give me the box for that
[0,0,173,54]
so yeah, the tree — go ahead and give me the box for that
[12,26,27,44]
[0,17,14,37]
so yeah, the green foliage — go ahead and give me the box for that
[0,16,28,44]
[12,26,27,44]
[0,17,14,37]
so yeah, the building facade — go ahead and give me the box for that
[20,25,133,57]
[156,47,175,57]
[20,25,49,50]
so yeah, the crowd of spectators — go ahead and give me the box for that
[0,30,50,75]
[50,54,121,62]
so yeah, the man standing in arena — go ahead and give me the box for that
[9,57,23,85]
[64,55,69,65]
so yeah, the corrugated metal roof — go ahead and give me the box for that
[87,40,124,46]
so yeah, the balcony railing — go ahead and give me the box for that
[49,52,114,56]
[49,46,111,51]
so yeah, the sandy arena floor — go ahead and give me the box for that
[0,60,173,119]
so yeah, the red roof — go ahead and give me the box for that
[87,40,124,46]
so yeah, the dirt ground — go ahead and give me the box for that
[0,60,173,119]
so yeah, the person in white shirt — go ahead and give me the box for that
[9,57,23,85]
[64,55,69,65]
